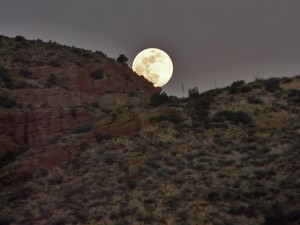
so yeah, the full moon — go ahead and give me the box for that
[132,48,173,87]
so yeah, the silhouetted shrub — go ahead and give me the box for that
[239,85,252,93]
[257,78,281,93]
[188,87,200,98]
[149,92,170,107]
[229,80,245,94]
[90,69,104,79]
[117,54,128,64]
[247,96,263,104]
[14,35,26,42]
[212,110,252,124]
[19,68,32,78]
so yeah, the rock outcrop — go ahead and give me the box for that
[0,35,160,150]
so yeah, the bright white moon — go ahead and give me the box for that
[132,48,173,87]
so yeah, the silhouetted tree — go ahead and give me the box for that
[117,54,128,64]
[188,87,200,98]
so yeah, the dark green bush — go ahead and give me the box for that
[188,87,200,98]
[149,92,170,107]
[212,110,252,124]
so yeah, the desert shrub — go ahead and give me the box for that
[287,89,300,103]
[71,123,92,134]
[90,69,104,79]
[229,80,245,94]
[14,35,26,41]
[239,85,252,93]
[188,86,200,98]
[152,114,185,124]
[287,89,300,97]
[247,96,263,104]
[264,78,281,93]
[212,110,252,124]
[19,69,32,78]
[117,54,128,64]
[282,77,293,83]
[149,92,170,107]
[0,65,13,88]
[257,78,281,93]
[0,95,22,108]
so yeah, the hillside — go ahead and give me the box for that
[0,35,300,225]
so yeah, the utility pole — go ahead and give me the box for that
[182,83,184,98]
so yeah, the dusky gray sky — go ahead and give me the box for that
[1,0,300,96]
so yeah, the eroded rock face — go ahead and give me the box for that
[0,35,161,150]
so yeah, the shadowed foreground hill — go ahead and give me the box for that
[0,35,300,225]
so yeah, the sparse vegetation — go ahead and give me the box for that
[212,110,252,124]
[149,92,170,106]
[0,35,300,225]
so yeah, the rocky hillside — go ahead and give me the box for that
[0,35,300,225]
